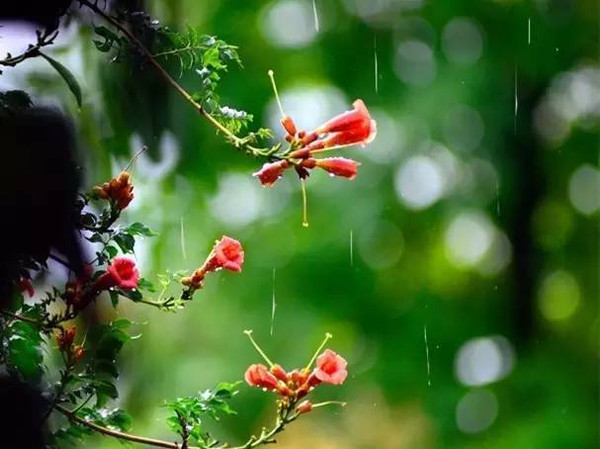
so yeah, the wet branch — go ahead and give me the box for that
[55,403,200,449]
[78,0,272,158]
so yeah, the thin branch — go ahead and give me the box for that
[0,309,41,326]
[79,0,270,157]
[55,403,199,449]
[0,29,59,68]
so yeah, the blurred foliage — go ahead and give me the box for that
[1,0,598,447]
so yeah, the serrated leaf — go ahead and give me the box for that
[39,52,82,107]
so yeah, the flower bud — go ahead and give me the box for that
[296,400,313,414]
[281,116,297,136]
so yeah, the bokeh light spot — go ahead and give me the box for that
[538,270,581,321]
[455,336,515,387]
[395,155,445,210]
[261,0,317,49]
[394,40,436,87]
[442,17,483,65]
[568,164,600,216]
[358,220,404,269]
[444,211,495,268]
[456,389,499,434]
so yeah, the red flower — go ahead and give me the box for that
[304,157,360,179]
[16,278,34,297]
[253,160,290,187]
[307,99,377,150]
[313,349,348,385]
[271,364,289,382]
[244,364,280,391]
[95,256,140,291]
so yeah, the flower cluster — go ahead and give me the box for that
[253,99,377,186]
[93,171,134,210]
[181,236,244,291]
[56,326,85,365]
[243,332,347,415]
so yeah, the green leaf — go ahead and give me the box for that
[39,52,82,107]
[113,232,135,253]
[106,409,133,432]
[138,277,157,293]
[7,320,44,382]
[106,244,118,259]
[125,222,158,237]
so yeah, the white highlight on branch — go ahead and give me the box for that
[527,17,531,45]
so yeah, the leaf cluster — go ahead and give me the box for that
[165,382,240,447]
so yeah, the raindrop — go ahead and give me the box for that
[270,268,277,336]
[424,325,431,386]
[312,0,320,32]
[374,35,379,94]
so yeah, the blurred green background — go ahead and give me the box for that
[3,0,599,447]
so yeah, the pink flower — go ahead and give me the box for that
[253,160,290,187]
[313,349,348,385]
[95,256,140,290]
[314,157,360,179]
[244,364,280,391]
[208,236,245,273]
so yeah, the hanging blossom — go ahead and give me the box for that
[181,236,244,292]
[243,331,347,415]
[252,80,377,187]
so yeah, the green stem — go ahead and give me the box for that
[232,408,299,449]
